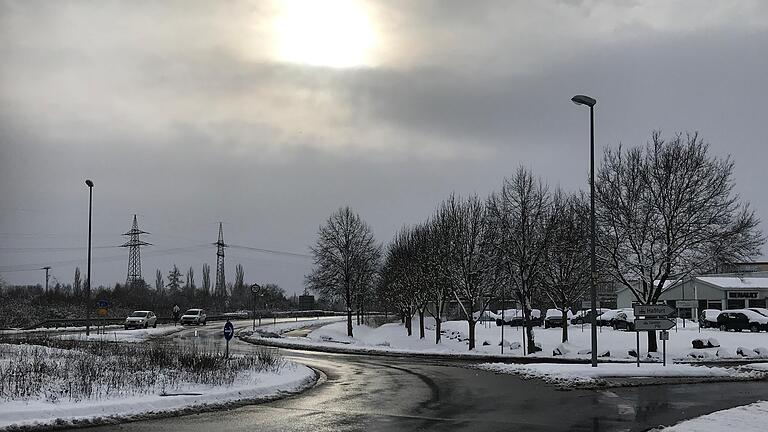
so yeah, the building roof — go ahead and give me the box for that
[694,276,768,289]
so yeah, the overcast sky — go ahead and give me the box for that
[1,0,766,294]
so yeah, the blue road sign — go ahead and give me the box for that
[96,299,109,308]
[223,321,234,341]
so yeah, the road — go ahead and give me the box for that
[73,320,768,432]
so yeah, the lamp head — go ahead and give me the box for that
[85,179,94,187]
[571,95,596,107]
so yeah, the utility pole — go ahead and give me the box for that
[42,266,51,292]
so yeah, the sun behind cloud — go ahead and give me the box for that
[271,0,379,68]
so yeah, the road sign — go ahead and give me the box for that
[660,330,670,340]
[634,318,675,331]
[634,304,675,317]
[676,300,698,309]
[96,299,109,308]
[581,300,600,309]
[97,308,108,317]
[250,283,261,294]
[223,321,235,341]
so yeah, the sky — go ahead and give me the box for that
[1,0,767,295]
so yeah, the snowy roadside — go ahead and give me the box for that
[242,317,768,364]
[0,342,316,431]
[476,362,767,388]
[58,324,186,342]
[650,400,768,431]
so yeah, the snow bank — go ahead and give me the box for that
[655,400,768,432]
[0,362,315,430]
[476,363,765,386]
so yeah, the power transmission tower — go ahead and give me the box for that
[214,222,227,296]
[121,215,151,287]
[41,266,51,292]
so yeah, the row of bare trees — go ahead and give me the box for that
[306,132,763,352]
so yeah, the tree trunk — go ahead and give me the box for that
[647,330,658,352]
[561,308,569,343]
[347,308,353,337]
[405,312,413,336]
[435,317,442,344]
[467,319,476,350]
[418,309,425,339]
[522,306,537,354]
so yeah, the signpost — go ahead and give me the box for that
[676,300,698,329]
[223,320,234,358]
[633,304,676,368]
[250,283,262,331]
[96,300,109,335]
[660,330,670,366]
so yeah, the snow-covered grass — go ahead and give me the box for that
[476,362,766,387]
[256,316,768,363]
[58,323,185,342]
[653,400,768,431]
[0,339,315,429]
[243,316,347,336]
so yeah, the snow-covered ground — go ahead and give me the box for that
[476,362,765,387]
[242,316,347,336]
[0,343,316,430]
[254,316,768,362]
[654,400,768,431]
[59,323,186,342]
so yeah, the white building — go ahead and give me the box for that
[616,273,768,316]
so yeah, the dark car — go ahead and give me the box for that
[570,308,610,325]
[611,310,636,331]
[716,309,768,332]
[544,309,573,328]
[495,309,542,327]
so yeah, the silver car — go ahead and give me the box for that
[179,308,207,325]
[125,310,157,329]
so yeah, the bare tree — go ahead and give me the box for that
[154,269,163,293]
[202,263,211,293]
[306,207,382,337]
[596,132,764,351]
[486,167,554,353]
[439,194,497,351]
[185,267,196,290]
[540,191,591,342]
[73,267,82,298]
[235,264,244,290]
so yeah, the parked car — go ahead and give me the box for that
[595,309,622,327]
[474,310,499,322]
[570,308,610,324]
[717,309,768,332]
[495,309,542,327]
[748,307,768,317]
[612,309,636,331]
[544,309,574,328]
[124,310,157,329]
[699,309,722,328]
[179,308,207,325]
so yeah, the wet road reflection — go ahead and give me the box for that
[72,321,768,432]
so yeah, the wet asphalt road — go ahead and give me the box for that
[73,321,768,432]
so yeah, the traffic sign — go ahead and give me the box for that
[660,330,670,340]
[634,318,675,331]
[676,300,698,309]
[96,299,109,308]
[97,308,108,317]
[250,283,261,294]
[223,321,235,341]
[634,304,675,317]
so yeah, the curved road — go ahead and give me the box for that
[74,321,768,432]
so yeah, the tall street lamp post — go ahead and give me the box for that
[85,179,94,336]
[251,283,262,331]
[571,94,598,368]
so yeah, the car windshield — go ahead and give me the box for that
[130,312,148,317]
[749,309,768,317]
[185,309,199,315]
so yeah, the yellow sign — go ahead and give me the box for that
[97,308,108,317]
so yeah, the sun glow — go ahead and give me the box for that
[272,0,379,68]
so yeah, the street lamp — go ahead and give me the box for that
[571,94,598,368]
[250,283,262,331]
[85,179,94,336]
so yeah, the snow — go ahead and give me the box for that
[0,365,315,429]
[59,324,185,342]
[656,400,768,432]
[476,362,764,386]
[254,316,768,362]
[0,343,316,429]
[696,276,768,289]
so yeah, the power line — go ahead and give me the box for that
[228,244,311,259]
